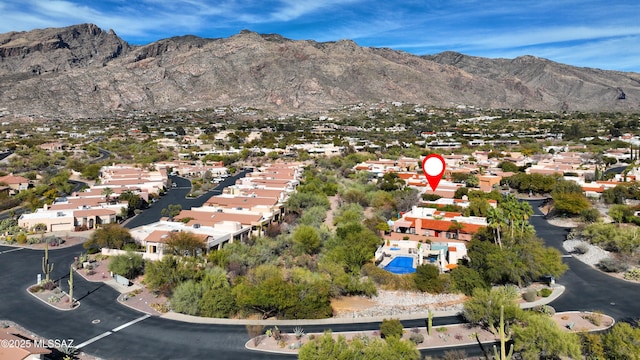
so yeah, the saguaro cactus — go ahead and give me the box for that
[426,309,433,335]
[68,265,74,307]
[42,241,54,282]
[492,305,513,360]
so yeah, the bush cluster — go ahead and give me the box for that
[523,288,537,302]
[409,333,424,344]
[624,268,640,281]
[380,318,404,339]
[597,258,629,273]
[538,288,553,297]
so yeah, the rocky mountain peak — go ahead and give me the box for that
[0,24,639,119]
[0,23,130,76]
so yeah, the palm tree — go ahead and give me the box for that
[102,187,114,203]
[486,207,506,249]
[448,220,464,240]
[501,195,521,239]
[518,201,534,235]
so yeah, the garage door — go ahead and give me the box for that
[51,223,70,232]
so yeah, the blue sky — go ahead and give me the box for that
[1,0,639,72]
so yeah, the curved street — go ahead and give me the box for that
[1,196,639,359]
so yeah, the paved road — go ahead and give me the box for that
[123,170,251,229]
[527,200,640,323]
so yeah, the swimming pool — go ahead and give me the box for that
[384,256,416,274]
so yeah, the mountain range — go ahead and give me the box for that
[1,23,639,119]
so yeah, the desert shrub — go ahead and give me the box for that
[581,208,600,223]
[108,251,145,279]
[170,280,203,316]
[583,312,603,326]
[409,332,424,344]
[27,237,41,245]
[380,318,403,339]
[539,288,553,297]
[523,288,537,302]
[150,303,169,313]
[597,258,629,273]
[442,350,468,360]
[414,264,444,293]
[16,232,27,244]
[624,268,640,281]
[86,269,95,276]
[123,242,140,251]
[573,243,589,255]
[533,305,556,316]
[41,281,56,291]
[29,285,42,293]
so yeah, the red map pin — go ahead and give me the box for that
[422,154,446,192]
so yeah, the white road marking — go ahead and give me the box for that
[561,255,572,258]
[75,331,113,349]
[112,314,150,332]
[76,315,150,349]
[0,248,23,255]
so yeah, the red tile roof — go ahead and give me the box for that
[404,217,484,234]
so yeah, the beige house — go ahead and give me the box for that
[0,174,32,195]
[19,208,118,232]
[129,220,251,259]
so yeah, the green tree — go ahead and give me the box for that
[414,264,443,293]
[84,224,134,250]
[170,280,203,315]
[380,318,404,339]
[161,204,182,219]
[378,172,404,191]
[448,220,464,239]
[298,206,328,227]
[292,225,322,255]
[165,231,206,257]
[462,286,521,334]
[580,332,606,360]
[332,203,364,225]
[498,161,519,173]
[450,265,488,296]
[608,204,634,223]
[199,267,237,318]
[512,311,582,360]
[602,322,640,359]
[552,192,591,216]
[102,187,114,202]
[143,256,199,296]
[466,174,479,188]
[486,207,506,248]
[286,191,330,215]
[233,265,297,319]
[81,164,102,180]
[108,252,144,279]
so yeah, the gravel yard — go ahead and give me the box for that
[563,239,611,266]
[332,290,465,318]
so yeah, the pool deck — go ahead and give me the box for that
[378,247,416,267]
